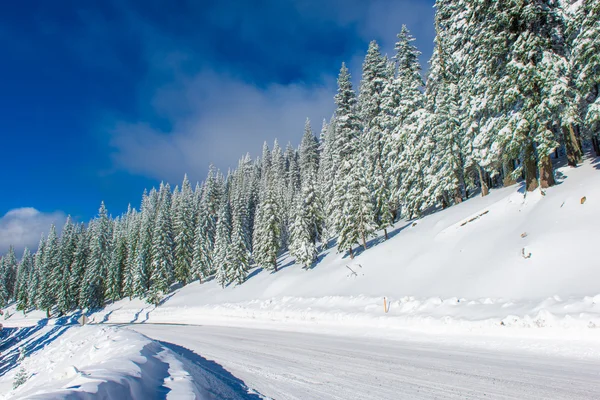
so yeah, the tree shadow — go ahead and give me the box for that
[158,292,177,307]
[99,309,118,324]
[274,258,295,273]
[0,323,72,378]
[158,340,264,400]
[54,310,83,326]
[342,222,413,260]
[306,251,329,270]
[590,154,600,170]
[245,267,264,281]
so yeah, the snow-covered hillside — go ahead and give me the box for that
[46,156,600,342]
[3,157,600,399]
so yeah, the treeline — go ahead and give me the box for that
[0,0,598,314]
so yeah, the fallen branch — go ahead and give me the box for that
[345,265,357,277]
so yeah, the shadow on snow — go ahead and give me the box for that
[158,340,264,400]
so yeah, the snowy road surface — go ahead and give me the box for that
[128,324,600,400]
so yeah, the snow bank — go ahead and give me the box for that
[0,324,266,399]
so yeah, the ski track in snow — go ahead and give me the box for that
[129,323,600,400]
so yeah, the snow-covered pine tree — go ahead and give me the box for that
[283,142,301,248]
[317,118,339,245]
[203,165,224,226]
[149,183,175,301]
[68,223,89,308]
[174,174,195,284]
[359,40,394,238]
[57,217,77,313]
[333,63,376,257]
[27,236,45,312]
[106,218,127,302]
[298,118,323,244]
[0,257,8,307]
[133,190,155,297]
[289,195,317,268]
[229,191,250,285]
[213,197,233,287]
[383,25,430,219]
[496,0,569,190]
[79,202,111,310]
[424,21,472,206]
[253,146,282,271]
[0,246,17,305]
[122,205,139,299]
[15,248,33,312]
[271,140,288,250]
[38,225,59,316]
[191,199,214,283]
[572,0,600,156]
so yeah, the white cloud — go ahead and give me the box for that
[0,208,67,255]
[105,0,435,184]
[109,70,337,183]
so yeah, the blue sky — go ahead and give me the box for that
[0,0,435,253]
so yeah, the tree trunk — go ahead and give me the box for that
[454,188,463,205]
[362,232,368,250]
[441,194,449,209]
[478,166,489,197]
[538,154,555,189]
[564,125,583,167]
[349,247,354,259]
[524,142,539,192]
[46,308,50,319]
[383,228,388,240]
[503,159,517,186]
[273,256,278,272]
[592,136,600,157]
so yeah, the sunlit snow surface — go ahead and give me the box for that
[2,156,600,399]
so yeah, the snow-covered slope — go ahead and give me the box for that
[5,157,600,339]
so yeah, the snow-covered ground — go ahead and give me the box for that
[0,323,268,399]
[128,323,600,400]
[2,156,600,399]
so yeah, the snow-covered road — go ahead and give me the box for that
[128,324,600,400]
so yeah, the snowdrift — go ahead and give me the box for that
[0,323,266,399]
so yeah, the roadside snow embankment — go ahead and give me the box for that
[0,324,265,399]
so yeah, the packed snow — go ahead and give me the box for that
[0,322,267,399]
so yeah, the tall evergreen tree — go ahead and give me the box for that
[191,200,214,283]
[174,175,195,284]
[15,248,33,312]
[359,41,394,237]
[572,0,600,155]
[298,119,323,244]
[106,219,127,302]
[57,217,77,313]
[80,202,111,310]
[133,190,155,297]
[0,246,17,305]
[213,198,233,286]
[333,63,375,257]
[68,224,89,308]
[289,196,317,268]
[149,183,175,300]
